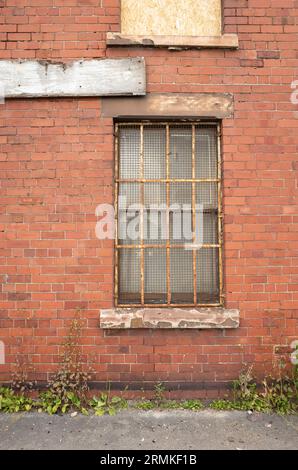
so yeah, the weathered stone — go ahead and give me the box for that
[100,307,240,329]
[102,92,234,119]
[107,33,239,49]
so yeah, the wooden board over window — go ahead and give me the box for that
[121,0,222,37]
[107,0,238,49]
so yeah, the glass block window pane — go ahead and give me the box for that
[119,249,141,304]
[144,248,167,304]
[196,247,220,305]
[170,126,192,179]
[119,126,140,179]
[116,122,221,307]
[144,126,166,179]
[171,249,194,304]
[195,126,218,179]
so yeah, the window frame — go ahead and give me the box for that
[114,121,223,308]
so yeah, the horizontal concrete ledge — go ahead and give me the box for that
[100,308,240,329]
[107,33,239,49]
[0,58,146,98]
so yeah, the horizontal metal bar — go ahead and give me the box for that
[117,303,223,308]
[116,244,220,249]
[119,208,218,214]
[116,122,219,127]
[117,178,219,183]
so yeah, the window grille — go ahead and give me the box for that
[115,122,223,307]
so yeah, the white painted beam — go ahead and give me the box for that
[0,58,146,98]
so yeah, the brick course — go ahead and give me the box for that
[0,0,297,394]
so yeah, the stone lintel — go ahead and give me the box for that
[102,92,234,119]
[106,33,239,49]
[100,307,240,329]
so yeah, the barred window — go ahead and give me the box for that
[115,122,223,307]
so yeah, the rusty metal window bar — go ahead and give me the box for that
[115,122,223,307]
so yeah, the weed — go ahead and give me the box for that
[90,393,127,416]
[0,387,33,413]
[135,398,203,411]
[135,400,155,411]
[49,316,91,399]
[43,312,93,414]
[180,400,203,411]
[134,382,167,410]
[210,365,298,414]
[11,345,36,393]
[153,382,166,406]
[261,376,296,415]
[38,390,88,415]
[210,399,237,411]
[162,400,203,411]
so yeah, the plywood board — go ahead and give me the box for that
[121,0,222,37]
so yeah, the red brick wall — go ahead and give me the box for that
[0,0,298,395]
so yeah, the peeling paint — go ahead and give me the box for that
[0,58,146,98]
[100,308,240,329]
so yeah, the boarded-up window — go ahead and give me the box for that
[115,122,223,307]
[121,0,222,37]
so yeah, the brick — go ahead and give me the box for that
[240,59,264,68]
[0,2,297,393]
[257,50,280,59]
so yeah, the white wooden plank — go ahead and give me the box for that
[0,58,146,98]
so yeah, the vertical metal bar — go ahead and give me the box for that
[114,124,119,307]
[221,0,225,35]
[140,124,145,305]
[166,124,171,305]
[217,123,224,306]
[192,124,197,305]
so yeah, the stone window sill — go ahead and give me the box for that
[100,307,239,329]
[106,33,239,50]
